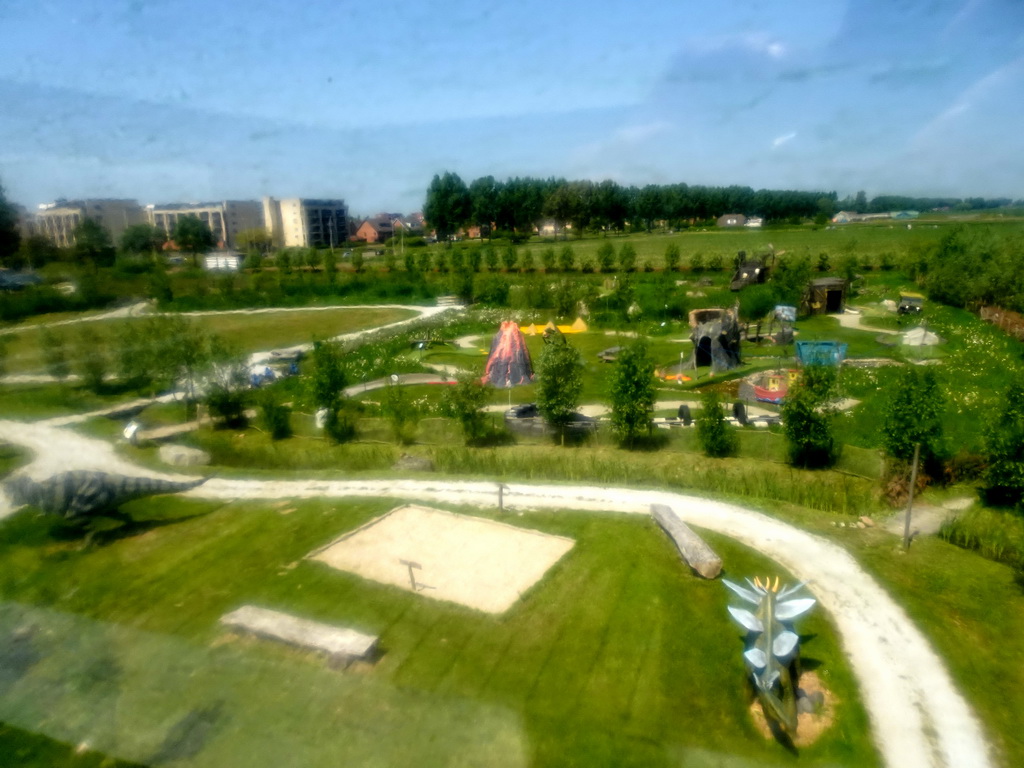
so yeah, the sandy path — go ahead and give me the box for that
[0,421,995,768]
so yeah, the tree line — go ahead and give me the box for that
[423,172,838,239]
[423,172,1023,241]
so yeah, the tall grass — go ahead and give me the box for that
[940,506,1024,571]
[430,445,876,514]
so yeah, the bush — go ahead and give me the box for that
[258,390,292,440]
[324,406,357,443]
[696,392,736,458]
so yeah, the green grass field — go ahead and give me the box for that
[1,306,416,375]
[0,495,878,767]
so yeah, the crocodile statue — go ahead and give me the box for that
[5,471,207,521]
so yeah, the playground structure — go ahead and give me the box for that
[686,307,742,373]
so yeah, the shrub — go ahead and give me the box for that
[696,392,736,458]
[258,390,292,440]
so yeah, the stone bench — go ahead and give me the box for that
[220,605,378,664]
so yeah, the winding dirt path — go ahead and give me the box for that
[0,420,996,768]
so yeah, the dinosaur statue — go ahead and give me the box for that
[723,576,816,735]
[4,471,207,522]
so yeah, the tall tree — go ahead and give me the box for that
[172,215,215,268]
[120,223,167,256]
[610,340,656,447]
[536,341,585,445]
[73,218,116,268]
[882,367,945,471]
[443,372,490,445]
[469,175,500,235]
[0,181,21,265]
[782,366,839,468]
[982,384,1024,508]
[424,171,471,242]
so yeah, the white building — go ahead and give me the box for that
[263,197,348,248]
[146,200,263,248]
[34,199,145,247]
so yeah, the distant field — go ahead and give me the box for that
[1,306,416,375]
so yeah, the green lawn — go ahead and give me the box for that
[0,496,877,767]
[1,306,416,375]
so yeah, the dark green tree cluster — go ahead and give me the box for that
[425,172,839,239]
[307,339,356,442]
[924,226,1024,312]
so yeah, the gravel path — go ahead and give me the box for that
[0,420,995,768]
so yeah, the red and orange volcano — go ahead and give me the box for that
[481,321,534,388]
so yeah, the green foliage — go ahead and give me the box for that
[617,243,637,273]
[738,283,778,325]
[381,383,420,445]
[307,339,348,412]
[597,241,615,273]
[351,250,364,273]
[170,215,215,266]
[73,218,116,267]
[39,328,70,384]
[257,389,292,440]
[696,391,737,458]
[981,384,1024,508]
[120,223,167,255]
[323,405,358,443]
[483,245,498,272]
[782,367,839,468]
[76,326,108,394]
[443,372,489,444]
[816,252,831,272]
[537,341,584,443]
[664,243,680,272]
[940,506,1024,571]
[882,367,945,468]
[424,171,471,240]
[0,180,20,264]
[609,340,655,447]
[689,252,705,272]
[202,338,250,428]
[558,244,575,272]
[772,254,813,306]
[501,245,518,271]
[541,246,556,272]
[18,234,60,269]
[0,336,6,379]
[237,227,272,255]
[520,249,535,273]
[707,253,724,272]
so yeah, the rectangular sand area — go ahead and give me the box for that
[309,505,574,614]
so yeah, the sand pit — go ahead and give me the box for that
[309,505,574,614]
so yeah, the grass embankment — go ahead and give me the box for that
[847,527,1024,766]
[0,496,877,767]
[1,306,416,376]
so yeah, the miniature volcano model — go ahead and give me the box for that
[481,321,534,388]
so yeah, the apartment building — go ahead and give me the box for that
[34,199,145,247]
[263,197,348,248]
[146,200,263,248]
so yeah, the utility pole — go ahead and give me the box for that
[902,442,921,550]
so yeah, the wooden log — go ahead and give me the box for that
[220,605,378,663]
[650,504,723,579]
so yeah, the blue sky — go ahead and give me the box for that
[1,0,1021,215]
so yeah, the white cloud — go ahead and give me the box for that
[772,132,797,148]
